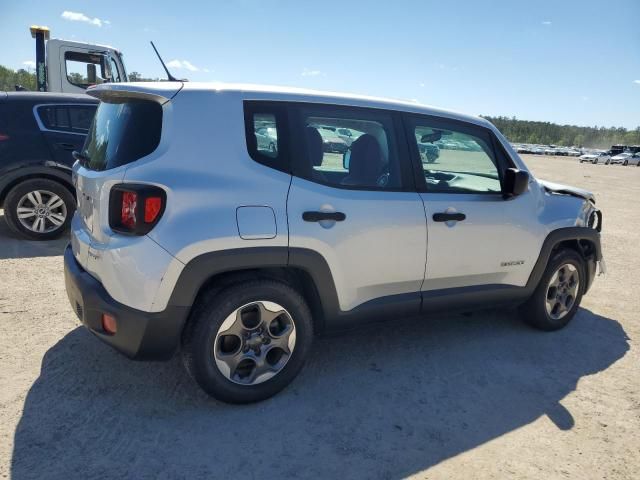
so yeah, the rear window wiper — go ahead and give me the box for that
[72,150,90,167]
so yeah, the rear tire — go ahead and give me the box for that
[520,249,585,331]
[182,280,314,403]
[3,179,75,241]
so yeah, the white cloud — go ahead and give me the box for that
[61,11,106,27]
[22,60,36,68]
[301,68,323,77]
[542,20,552,25]
[166,59,200,72]
[633,80,640,85]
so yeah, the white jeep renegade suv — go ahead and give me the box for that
[64,82,604,403]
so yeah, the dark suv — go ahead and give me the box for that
[0,92,97,240]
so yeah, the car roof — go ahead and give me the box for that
[186,82,493,128]
[0,91,98,104]
[89,81,494,130]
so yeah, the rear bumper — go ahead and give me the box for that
[64,245,189,360]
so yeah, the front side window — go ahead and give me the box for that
[407,116,502,194]
[295,106,402,190]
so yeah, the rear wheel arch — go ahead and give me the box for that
[171,248,338,339]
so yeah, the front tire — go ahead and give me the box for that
[520,249,585,331]
[3,179,75,240]
[182,280,314,403]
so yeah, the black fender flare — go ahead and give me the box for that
[525,226,602,293]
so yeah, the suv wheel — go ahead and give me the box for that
[182,280,313,403]
[3,179,75,240]
[520,249,585,331]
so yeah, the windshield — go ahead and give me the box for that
[81,99,162,171]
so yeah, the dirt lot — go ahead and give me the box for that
[1,155,638,479]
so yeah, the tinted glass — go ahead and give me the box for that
[38,106,70,130]
[68,106,95,133]
[297,107,401,189]
[252,113,278,158]
[408,118,501,193]
[82,99,162,171]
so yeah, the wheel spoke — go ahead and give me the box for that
[48,213,65,226]
[26,192,39,206]
[47,196,64,209]
[17,208,36,219]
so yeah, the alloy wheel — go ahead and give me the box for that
[213,301,296,385]
[545,263,580,320]
[16,190,67,234]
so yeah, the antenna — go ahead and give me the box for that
[150,41,180,82]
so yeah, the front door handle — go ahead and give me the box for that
[302,211,346,222]
[56,142,76,151]
[433,212,466,222]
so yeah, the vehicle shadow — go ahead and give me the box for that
[11,308,628,479]
[0,210,68,259]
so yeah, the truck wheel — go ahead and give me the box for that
[3,179,75,241]
[182,280,314,403]
[520,249,585,331]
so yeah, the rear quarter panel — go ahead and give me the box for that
[124,90,290,271]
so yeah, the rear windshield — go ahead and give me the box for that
[81,99,162,171]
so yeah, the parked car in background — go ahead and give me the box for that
[567,149,582,157]
[335,127,357,146]
[418,142,440,163]
[580,152,610,164]
[609,152,635,165]
[318,128,349,154]
[0,91,97,239]
[254,125,278,155]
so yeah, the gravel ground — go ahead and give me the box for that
[0,155,638,479]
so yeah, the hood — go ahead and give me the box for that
[538,179,595,203]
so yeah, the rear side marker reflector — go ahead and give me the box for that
[102,313,117,334]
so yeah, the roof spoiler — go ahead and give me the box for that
[86,82,184,104]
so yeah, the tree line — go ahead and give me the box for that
[483,116,640,149]
[1,65,637,149]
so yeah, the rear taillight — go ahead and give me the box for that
[0,133,9,141]
[109,184,166,235]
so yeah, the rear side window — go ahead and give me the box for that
[244,101,289,173]
[37,105,96,133]
[82,99,162,171]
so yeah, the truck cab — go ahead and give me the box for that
[30,26,128,94]
[46,39,127,94]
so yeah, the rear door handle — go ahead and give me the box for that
[56,143,76,151]
[302,211,346,222]
[433,212,466,222]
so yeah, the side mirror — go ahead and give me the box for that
[87,64,97,84]
[504,168,529,197]
[343,149,351,170]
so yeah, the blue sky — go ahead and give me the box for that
[2,0,639,128]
